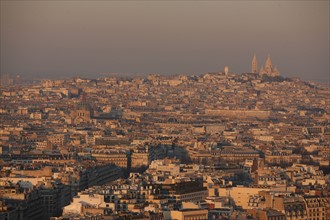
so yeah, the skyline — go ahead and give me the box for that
[1,1,329,81]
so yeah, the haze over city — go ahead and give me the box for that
[1,1,329,81]
[1,1,330,220]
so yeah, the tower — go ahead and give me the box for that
[265,54,273,73]
[252,54,258,73]
[224,66,229,75]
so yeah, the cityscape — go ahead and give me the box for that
[0,1,329,220]
[1,54,329,220]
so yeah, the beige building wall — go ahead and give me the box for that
[169,209,208,220]
[10,166,52,177]
[218,186,271,209]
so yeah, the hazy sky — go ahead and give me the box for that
[1,1,329,81]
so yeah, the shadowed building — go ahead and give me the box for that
[74,101,92,124]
